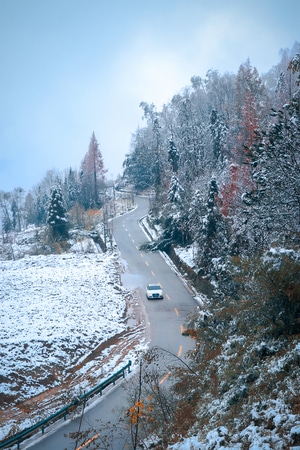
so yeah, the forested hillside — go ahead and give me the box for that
[121,44,300,448]
[123,43,300,301]
[1,44,299,273]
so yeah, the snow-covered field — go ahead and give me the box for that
[0,243,146,441]
[0,252,125,394]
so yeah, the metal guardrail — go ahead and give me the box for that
[0,361,132,449]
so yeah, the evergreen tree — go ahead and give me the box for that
[139,102,167,204]
[171,91,207,183]
[35,187,48,225]
[168,138,180,173]
[123,128,156,192]
[0,191,13,235]
[24,193,36,226]
[11,188,24,231]
[287,52,300,87]
[195,179,228,276]
[63,167,80,210]
[188,188,206,247]
[209,109,228,162]
[167,174,184,204]
[274,72,289,109]
[47,184,68,239]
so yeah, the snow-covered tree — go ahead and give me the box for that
[167,174,184,204]
[23,192,36,227]
[11,188,25,231]
[63,167,80,210]
[193,179,229,277]
[167,138,179,174]
[47,184,68,239]
[34,186,48,225]
[123,128,157,192]
[209,109,228,162]
[287,52,300,86]
[171,91,207,184]
[0,191,13,236]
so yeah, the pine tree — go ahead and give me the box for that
[168,139,180,173]
[200,179,228,271]
[47,184,68,239]
[209,109,228,162]
[171,92,206,183]
[63,167,80,210]
[0,191,13,235]
[287,53,300,86]
[167,174,184,204]
[123,128,156,192]
[189,180,228,278]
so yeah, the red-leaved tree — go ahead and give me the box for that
[80,133,106,209]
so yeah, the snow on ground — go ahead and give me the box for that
[0,247,146,441]
[174,244,197,269]
[0,252,124,395]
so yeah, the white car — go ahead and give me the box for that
[146,283,163,300]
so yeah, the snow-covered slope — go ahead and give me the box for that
[0,234,146,441]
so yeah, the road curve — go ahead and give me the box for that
[113,195,196,357]
[25,195,197,450]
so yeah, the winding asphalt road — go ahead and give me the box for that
[115,196,196,357]
[25,195,197,450]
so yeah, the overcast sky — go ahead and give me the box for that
[0,0,299,192]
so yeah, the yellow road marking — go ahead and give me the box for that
[180,324,185,334]
[174,308,179,316]
[140,253,144,258]
[151,271,155,277]
[145,261,149,266]
[132,239,135,243]
[76,433,100,450]
[178,345,182,357]
[159,371,171,385]
[166,294,171,301]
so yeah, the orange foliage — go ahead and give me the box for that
[219,157,253,218]
[127,396,154,425]
[239,91,260,151]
